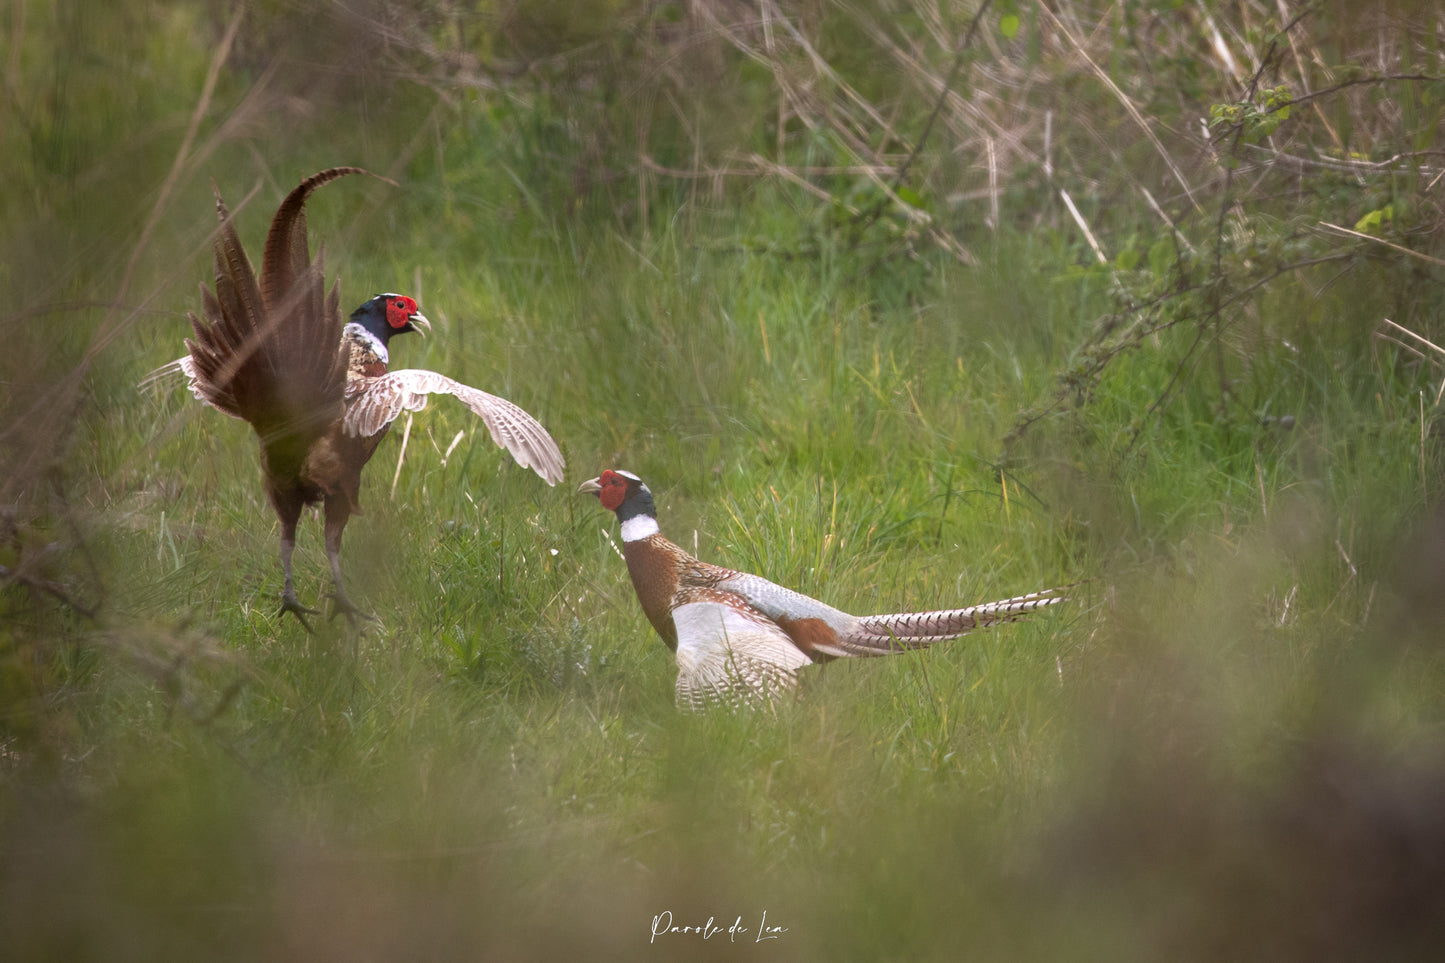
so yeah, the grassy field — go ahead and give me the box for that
[5,2,1445,959]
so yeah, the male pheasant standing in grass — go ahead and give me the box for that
[579,469,1066,710]
[150,167,565,628]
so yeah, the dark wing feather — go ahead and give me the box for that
[343,370,565,485]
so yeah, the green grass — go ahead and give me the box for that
[6,6,1445,959]
[12,183,1439,957]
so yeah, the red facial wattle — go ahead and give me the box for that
[599,471,627,511]
[385,296,417,330]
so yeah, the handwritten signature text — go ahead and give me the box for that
[650,910,788,944]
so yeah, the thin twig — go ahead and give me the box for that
[1378,318,1445,359]
[1269,73,1445,112]
[1038,1,1202,214]
[114,5,245,314]
[1060,189,1108,264]
[850,0,993,240]
[1141,186,1197,253]
[0,564,100,621]
[1318,221,1445,268]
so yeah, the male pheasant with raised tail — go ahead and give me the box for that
[579,469,1066,710]
[148,167,564,628]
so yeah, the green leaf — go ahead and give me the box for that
[1354,205,1394,234]
[1209,103,1244,130]
[896,185,927,210]
[1000,13,1020,39]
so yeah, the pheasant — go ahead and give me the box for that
[150,167,565,628]
[579,469,1067,710]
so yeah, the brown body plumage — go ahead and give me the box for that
[151,167,564,627]
[581,470,1067,710]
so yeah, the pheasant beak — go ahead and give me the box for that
[407,311,432,337]
[576,476,603,496]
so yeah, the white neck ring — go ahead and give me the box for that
[620,515,660,542]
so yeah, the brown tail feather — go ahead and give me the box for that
[259,166,374,315]
[837,587,1069,655]
[183,169,369,443]
[183,192,270,421]
[210,188,265,343]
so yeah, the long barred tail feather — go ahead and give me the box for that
[837,586,1069,655]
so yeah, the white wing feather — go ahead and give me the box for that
[344,369,564,485]
[672,601,811,711]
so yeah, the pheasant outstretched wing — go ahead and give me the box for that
[343,369,565,485]
[671,600,812,711]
